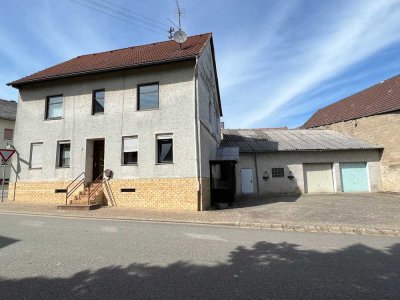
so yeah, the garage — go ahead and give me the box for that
[304,163,334,193]
[340,162,370,192]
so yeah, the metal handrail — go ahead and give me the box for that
[87,170,111,205]
[65,172,85,205]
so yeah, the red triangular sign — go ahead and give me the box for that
[0,149,16,162]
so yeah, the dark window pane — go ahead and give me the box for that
[139,84,159,110]
[140,84,158,94]
[47,96,63,119]
[158,139,173,163]
[272,168,284,178]
[124,152,138,164]
[93,90,105,114]
[59,143,70,167]
[4,129,13,140]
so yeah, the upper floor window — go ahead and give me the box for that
[46,95,63,119]
[92,89,105,114]
[122,136,138,165]
[138,83,159,110]
[57,141,71,168]
[30,143,43,169]
[4,128,13,140]
[157,134,173,164]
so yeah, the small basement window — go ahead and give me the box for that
[123,136,138,165]
[272,168,284,178]
[157,134,173,163]
[57,141,71,168]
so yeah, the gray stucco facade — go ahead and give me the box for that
[235,150,382,197]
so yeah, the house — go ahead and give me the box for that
[218,129,382,200]
[7,33,222,210]
[0,99,17,184]
[303,74,400,192]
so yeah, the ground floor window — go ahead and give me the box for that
[157,134,173,163]
[272,168,284,178]
[123,136,138,165]
[57,141,70,168]
[30,143,43,169]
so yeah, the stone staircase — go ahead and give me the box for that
[58,181,104,210]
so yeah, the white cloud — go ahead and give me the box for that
[219,0,400,128]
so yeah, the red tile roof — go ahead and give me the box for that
[303,74,400,128]
[8,33,212,87]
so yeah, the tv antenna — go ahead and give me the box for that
[168,1,187,47]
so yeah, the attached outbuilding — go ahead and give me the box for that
[220,129,383,198]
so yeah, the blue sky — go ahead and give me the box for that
[1,0,400,128]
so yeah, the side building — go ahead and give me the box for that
[303,74,400,192]
[0,99,17,184]
[7,33,222,210]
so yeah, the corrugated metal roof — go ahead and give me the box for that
[221,129,382,152]
[0,99,17,121]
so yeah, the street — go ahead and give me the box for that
[0,213,399,299]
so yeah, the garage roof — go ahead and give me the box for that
[221,129,382,152]
[0,99,17,121]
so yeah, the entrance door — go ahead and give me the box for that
[92,140,104,181]
[304,163,334,193]
[241,168,254,194]
[340,162,370,192]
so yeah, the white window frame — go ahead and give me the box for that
[56,141,71,168]
[156,134,173,164]
[30,142,43,169]
[122,136,139,165]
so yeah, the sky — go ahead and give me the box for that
[1,0,400,128]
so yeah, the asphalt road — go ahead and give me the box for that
[0,213,399,299]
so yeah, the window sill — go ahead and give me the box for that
[29,167,42,170]
[45,117,63,121]
[92,112,105,116]
[122,164,138,166]
[136,108,159,112]
[156,162,174,165]
[56,166,70,169]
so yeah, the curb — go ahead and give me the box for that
[0,209,399,237]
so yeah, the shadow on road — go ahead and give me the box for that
[0,241,399,299]
[0,235,19,249]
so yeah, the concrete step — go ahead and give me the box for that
[57,203,101,210]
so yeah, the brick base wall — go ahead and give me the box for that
[315,112,400,192]
[8,177,212,211]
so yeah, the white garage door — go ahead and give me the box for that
[304,163,334,193]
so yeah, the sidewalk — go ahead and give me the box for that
[1,197,400,237]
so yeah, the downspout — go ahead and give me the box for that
[193,57,202,211]
[254,153,260,197]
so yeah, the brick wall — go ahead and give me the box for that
[8,177,212,211]
[315,111,400,192]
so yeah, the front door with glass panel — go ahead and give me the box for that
[92,140,104,181]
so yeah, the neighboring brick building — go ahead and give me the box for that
[303,75,400,192]
[7,33,222,210]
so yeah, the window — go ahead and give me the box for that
[138,83,159,110]
[4,128,13,140]
[30,143,43,169]
[46,95,63,119]
[272,168,284,178]
[157,134,173,163]
[92,89,105,114]
[57,141,70,168]
[122,136,138,165]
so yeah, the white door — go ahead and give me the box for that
[304,163,334,193]
[241,169,254,194]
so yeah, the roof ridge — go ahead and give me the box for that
[76,32,212,59]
